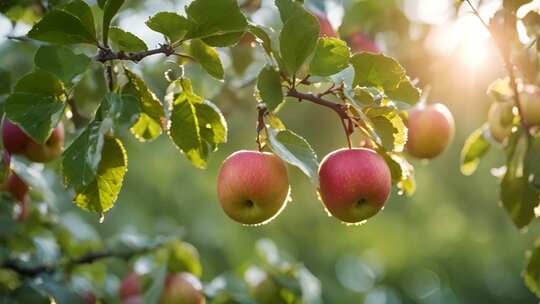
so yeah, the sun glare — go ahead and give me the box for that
[427,14,491,70]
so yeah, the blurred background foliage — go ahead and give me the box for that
[1,0,539,303]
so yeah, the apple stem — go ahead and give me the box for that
[464,0,529,133]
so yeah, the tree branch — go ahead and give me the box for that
[96,44,176,63]
[465,0,528,132]
[3,243,162,277]
[286,88,353,148]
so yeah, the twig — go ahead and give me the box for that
[6,36,31,42]
[256,106,267,152]
[287,88,352,148]
[96,44,176,63]
[3,243,160,277]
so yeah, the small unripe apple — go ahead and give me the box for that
[487,102,514,143]
[520,85,540,126]
[406,103,455,159]
[120,272,141,300]
[318,148,391,223]
[349,32,380,53]
[315,13,337,37]
[2,119,64,163]
[252,275,286,304]
[217,151,290,225]
[160,272,205,304]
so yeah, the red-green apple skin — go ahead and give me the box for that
[488,102,514,143]
[159,273,205,304]
[349,32,380,53]
[120,272,141,300]
[318,148,392,223]
[217,151,290,225]
[316,13,337,37]
[406,103,455,159]
[2,119,64,163]
[82,292,97,304]
[0,153,30,221]
[520,85,540,126]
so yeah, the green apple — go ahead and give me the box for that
[487,101,514,143]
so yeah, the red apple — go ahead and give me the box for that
[120,272,141,300]
[2,119,64,163]
[82,292,97,304]
[487,101,514,143]
[406,103,455,159]
[349,32,380,53]
[315,13,337,37]
[520,85,540,126]
[122,296,143,304]
[217,151,290,225]
[160,273,205,304]
[318,148,391,223]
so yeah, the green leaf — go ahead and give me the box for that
[146,12,192,43]
[275,0,303,23]
[257,66,284,112]
[0,68,11,95]
[34,45,91,84]
[14,70,65,97]
[203,31,245,47]
[100,92,141,134]
[144,262,167,304]
[385,77,421,105]
[73,136,127,214]
[365,107,407,152]
[124,68,165,142]
[61,0,96,38]
[28,9,97,45]
[102,0,125,45]
[63,120,106,190]
[501,132,539,229]
[279,7,319,75]
[309,37,350,77]
[526,135,540,189]
[189,39,224,80]
[461,126,491,176]
[168,79,227,169]
[525,238,540,298]
[109,27,148,52]
[5,93,65,144]
[5,71,66,143]
[185,0,248,41]
[350,53,406,89]
[165,240,202,277]
[248,24,273,55]
[267,128,319,184]
[353,87,384,105]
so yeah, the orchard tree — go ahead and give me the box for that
[0,0,460,302]
[458,0,540,298]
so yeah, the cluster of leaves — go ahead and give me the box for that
[0,0,424,301]
[0,0,422,219]
[457,0,540,298]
